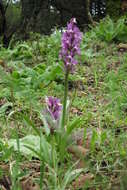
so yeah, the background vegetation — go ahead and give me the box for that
[0,0,127,46]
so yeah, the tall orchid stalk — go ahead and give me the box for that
[60,18,82,130]
[43,18,82,134]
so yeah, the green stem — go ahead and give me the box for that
[10,87,14,107]
[61,70,69,130]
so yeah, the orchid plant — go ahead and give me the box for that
[9,19,83,188]
[43,18,82,133]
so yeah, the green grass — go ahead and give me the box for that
[0,18,127,189]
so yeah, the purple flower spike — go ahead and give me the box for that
[60,18,82,72]
[46,96,62,120]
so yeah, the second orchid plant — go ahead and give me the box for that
[43,18,82,134]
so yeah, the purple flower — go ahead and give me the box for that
[45,96,62,120]
[60,18,82,72]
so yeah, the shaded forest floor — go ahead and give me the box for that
[1,18,127,189]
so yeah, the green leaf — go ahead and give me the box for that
[23,115,40,136]
[67,117,82,135]
[9,135,40,158]
[61,162,85,190]
[39,112,50,136]
[90,130,98,151]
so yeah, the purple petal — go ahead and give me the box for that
[60,18,82,72]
